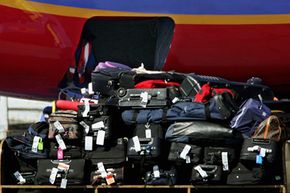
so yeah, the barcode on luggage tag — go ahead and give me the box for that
[96,130,105,146]
[54,121,65,133]
[180,145,191,160]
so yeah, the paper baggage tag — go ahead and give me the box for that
[145,129,152,139]
[180,145,191,160]
[58,163,70,171]
[54,121,65,133]
[60,178,68,189]
[49,167,58,184]
[221,152,229,171]
[96,130,105,146]
[97,162,107,178]
[140,92,149,107]
[85,136,93,151]
[38,138,43,151]
[186,156,191,164]
[259,148,266,157]
[14,171,26,184]
[256,155,263,165]
[55,134,67,150]
[106,175,115,185]
[57,147,64,160]
[153,165,160,178]
[194,166,208,178]
[80,121,90,134]
[88,82,94,95]
[82,102,90,117]
[172,97,180,104]
[81,88,87,95]
[31,136,40,153]
[92,121,105,130]
[132,136,141,152]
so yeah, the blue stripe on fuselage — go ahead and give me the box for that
[28,0,290,15]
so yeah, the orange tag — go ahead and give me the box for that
[106,175,115,185]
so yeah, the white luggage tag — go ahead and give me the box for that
[88,82,94,95]
[49,167,59,184]
[60,178,68,189]
[81,88,87,95]
[55,134,67,150]
[186,156,191,164]
[140,91,149,107]
[180,145,191,160]
[92,121,105,131]
[80,121,90,134]
[54,121,65,133]
[172,97,180,104]
[106,175,115,185]
[145,123,151,139]
[153,165,160,178]
[31,136,41,153]
[85,136,93,151]
[14,171,26,184]
[132,136,141,152]
[96,130,105,146]
[194,165,208,178]
[97,162,107,178]
[221,152,229,171]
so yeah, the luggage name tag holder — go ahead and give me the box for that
[14,171,26,184]
[31,136,41,153]
[38,138,43,151]
[145,123,152,139]
[49,167,59,184]
[221,152,229,171]
[180,145,191,160]
[85,136,93,151]
[153,165,160,178]
[80,121,90,134]
[194,165,208,178]
[55,134,67,150]
[132,136,141,152]
[54,121,65,133]
[97,162,107,178]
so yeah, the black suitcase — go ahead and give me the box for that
[35,159,85,185]
[49,141,82,159]
[118,88,168,108]
[203,146,237,171]
[168,142,202,165]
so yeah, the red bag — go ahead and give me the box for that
[194,84,235,103]
[134,80,180,89]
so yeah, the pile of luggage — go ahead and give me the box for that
[5,61,288,188]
